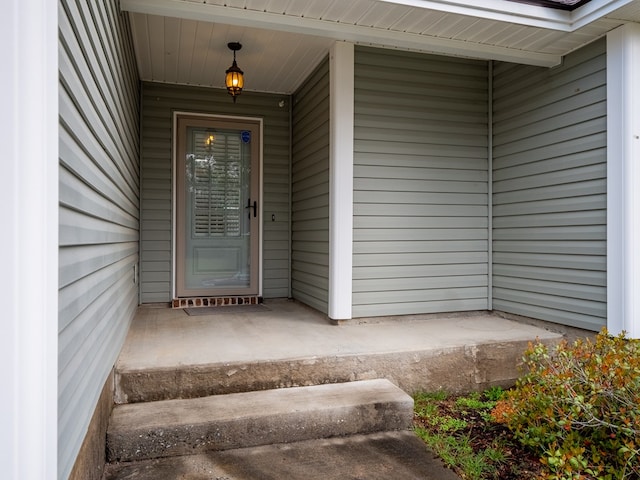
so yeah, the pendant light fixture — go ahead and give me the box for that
[225,42,244,103]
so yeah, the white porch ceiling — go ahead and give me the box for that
[122,0,640,95]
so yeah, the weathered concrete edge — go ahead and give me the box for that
[115,336,561,404]
[107,382,413,462]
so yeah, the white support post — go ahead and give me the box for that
[607,23,640,338]
[328,42,355,321]
[0,0,58,479]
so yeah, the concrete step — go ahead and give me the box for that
[106,379,413,463]
[114,336,554,404]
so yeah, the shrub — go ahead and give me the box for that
[492,329,640,480]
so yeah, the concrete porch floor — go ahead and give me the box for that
[115,299,563,402]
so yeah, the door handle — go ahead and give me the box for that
[246,198,257,218]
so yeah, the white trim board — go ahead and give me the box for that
[328,42,354,321]
[1,0,59,478]
[607,23,640,338]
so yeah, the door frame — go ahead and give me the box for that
[172,111,264,299]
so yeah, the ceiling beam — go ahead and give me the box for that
[120,0,563,67]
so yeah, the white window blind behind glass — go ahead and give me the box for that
[188,129,242,237]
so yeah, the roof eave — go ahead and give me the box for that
[120,0,564,67]
[377,0,636,30]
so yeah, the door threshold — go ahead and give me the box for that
[172,296,263,309]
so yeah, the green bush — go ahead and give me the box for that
[492,329,640,480]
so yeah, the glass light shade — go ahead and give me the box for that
[225,61,244,102]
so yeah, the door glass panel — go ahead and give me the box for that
[184,126,251,289]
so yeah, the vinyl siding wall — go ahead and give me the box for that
[291,58,330,313]
[492,39,607,331]
[353,47,490,318]
[58,1,140,478]
[140,83,291,302]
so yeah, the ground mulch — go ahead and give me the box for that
[413,395,546,480]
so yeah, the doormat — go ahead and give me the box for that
[184,304,271,316]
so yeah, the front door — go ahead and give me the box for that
[176,114,261,297]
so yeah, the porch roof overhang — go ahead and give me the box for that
[121,0,640,94]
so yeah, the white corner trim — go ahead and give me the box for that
[328,42,354,321]
[607,23,640,338]
[0,0,58,478]
[487,61,494,311]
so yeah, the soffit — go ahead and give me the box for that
[606,0,640,19]
[122,0,640,95]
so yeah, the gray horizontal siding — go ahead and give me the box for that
[291,57,330,313]
[58,0,139,478]
[353,47,489,318]
[140,82,291,302]
[492,38,607,331]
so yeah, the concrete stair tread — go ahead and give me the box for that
[107,379,413,463]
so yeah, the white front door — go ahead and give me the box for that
[175,114,261,297]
